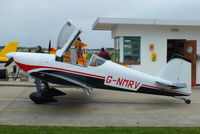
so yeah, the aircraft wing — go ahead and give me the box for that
[155,77,187,89]
[40,72,93,90]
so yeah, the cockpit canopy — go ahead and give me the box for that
[57,21,77,49]
[88,54,106,67]
[56,21,81,58]
[55,20,107,67]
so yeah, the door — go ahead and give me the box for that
[184,40,197,83]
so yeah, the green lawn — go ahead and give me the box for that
[0,126,200,134]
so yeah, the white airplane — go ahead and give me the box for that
[5,21,192,104]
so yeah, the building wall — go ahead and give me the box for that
[111,25,200,84]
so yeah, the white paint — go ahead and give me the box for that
[92,18,200,30]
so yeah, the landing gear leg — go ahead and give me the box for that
[173,96,191,104]
[30,79,65,104]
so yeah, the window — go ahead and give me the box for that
[123,36,140,64]
[88,54,106,67]
[114,37,120,62]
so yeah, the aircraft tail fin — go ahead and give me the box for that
[0,42,19,57]
[157,55,191,94]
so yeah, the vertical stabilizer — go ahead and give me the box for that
[157,57,191,94]
[0,42,19,57]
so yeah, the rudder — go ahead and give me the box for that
[157,56,191,94]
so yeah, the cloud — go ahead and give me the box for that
[0,0,199,48]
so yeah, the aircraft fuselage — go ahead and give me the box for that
[9,52,191,97]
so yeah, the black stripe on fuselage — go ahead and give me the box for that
[30,70,188,97]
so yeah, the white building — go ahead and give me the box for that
[92,18,200,85]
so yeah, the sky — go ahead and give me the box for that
[0,0,200,49]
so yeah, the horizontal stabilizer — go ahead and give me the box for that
[155,78,187,89]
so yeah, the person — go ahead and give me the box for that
[35,45,44,53]
[74,38,88,66]
[97,48,111,60]
[28,48,32,52]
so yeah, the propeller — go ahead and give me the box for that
[48,40,51,54]
[5,57,14,67]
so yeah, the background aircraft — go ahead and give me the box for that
[5,21,192,104]
[0,42,18,63]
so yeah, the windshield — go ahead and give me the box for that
[88,54,106,67]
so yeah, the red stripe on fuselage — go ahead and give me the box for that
[15,62,105,79]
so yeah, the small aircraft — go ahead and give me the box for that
[5,21,192,104]
[0,42,18,63]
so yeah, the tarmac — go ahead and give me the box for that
[0,81,200,127]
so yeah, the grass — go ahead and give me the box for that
[0,126,200,134]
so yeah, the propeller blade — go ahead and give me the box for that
[48,40,51,54]
[5,57,14,67]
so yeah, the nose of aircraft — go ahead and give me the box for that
[6,52,17,59]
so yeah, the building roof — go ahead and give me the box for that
[92,17,200,30]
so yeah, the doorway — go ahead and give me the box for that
[167,39,197,83]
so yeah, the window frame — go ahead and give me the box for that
[114,37,120,62]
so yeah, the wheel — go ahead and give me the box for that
[29,92,57,104]
[185,99,191,104]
